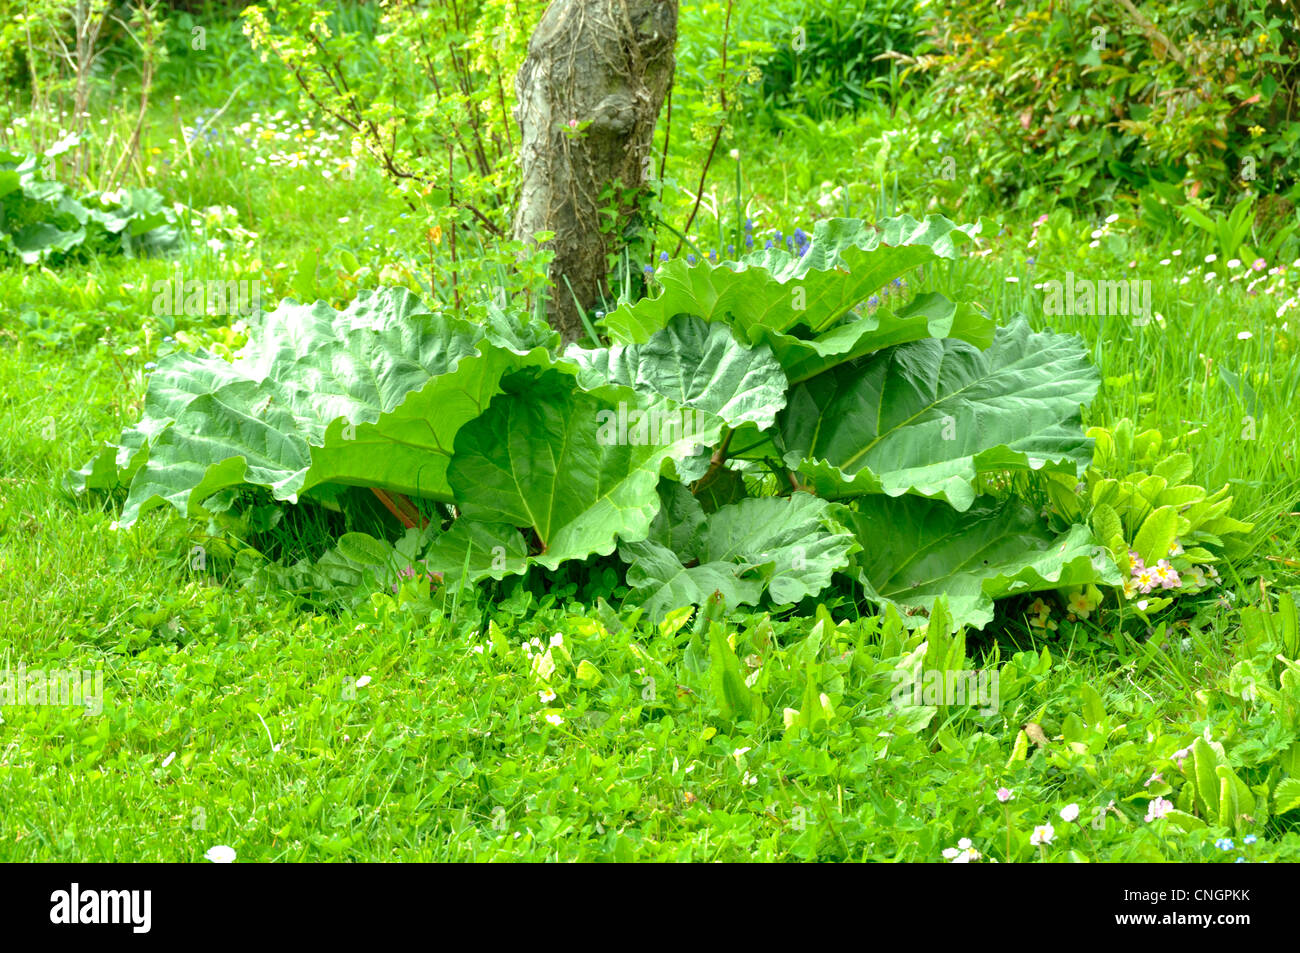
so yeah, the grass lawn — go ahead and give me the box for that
[2,11,1300,862]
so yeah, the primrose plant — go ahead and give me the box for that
[73,214,1126,628]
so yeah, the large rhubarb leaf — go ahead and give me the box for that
[619,487,858,619]
[74,288,555,526]
[770,292,994,385]
[689,493,858,604]
[11,223,86,262]
[420,519,530,584]
[566,314,788,430]
[248,525,435,605]
[779,316,1099,509]
[599,214,980,344]
[2,149,182,262]
[645,478,706,553]
[846,494,1121,629]
[446,370,710,570]
[620,540,766,623]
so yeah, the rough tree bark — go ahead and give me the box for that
[513,0,678,343]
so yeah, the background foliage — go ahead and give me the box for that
[2,0,1300,863]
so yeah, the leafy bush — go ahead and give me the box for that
[1085,417,1251,539]
[0,142,182,263]
[911,0,1300,210]
[74,214,1129,628]
[1020,418,1254,629]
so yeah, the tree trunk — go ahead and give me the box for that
[513,0,678,343]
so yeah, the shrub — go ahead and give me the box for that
[911,0,1300,211]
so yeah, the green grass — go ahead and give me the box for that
[3,49,1300,862]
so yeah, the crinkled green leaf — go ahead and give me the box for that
[481,301,563,355]
[2,150,181,262]
[646,479,706,553]
[336,532,398,569]
[1133,505,1180,567]
[691,462,748,513]
[620,538,766,623]
[600,214,980,344]
[77,288,554,526]
[420,519,530,584]
[246,525,432,605]
[847,494,1120,630]
[619,491,858,619]
[85,187,170,236]
[780,316,1098,509]
[448,370,704,570]
[567,314,788,430]
[771,292,994,384]
[692,494,859,604]
[12,223,86,262]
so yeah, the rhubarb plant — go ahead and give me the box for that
[1,144,184,263]
[74,214,1126,628]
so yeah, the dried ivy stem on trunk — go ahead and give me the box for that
[513,0,678,343]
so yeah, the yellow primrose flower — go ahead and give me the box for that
[1249,125,1265,138]
[1067,589,1093,619]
